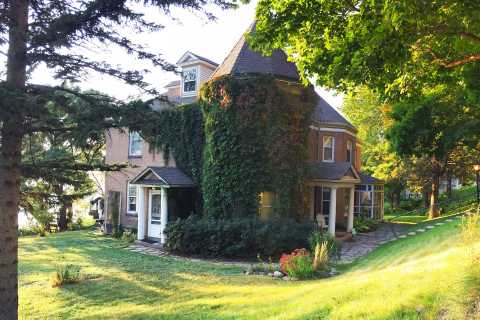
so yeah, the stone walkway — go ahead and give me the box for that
[340,213,469,263]
[339,223,408,263]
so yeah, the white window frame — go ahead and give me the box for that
[128,131,142,157]
[323,136,335,162]
[182,66,198,96]
[127,182,138,214]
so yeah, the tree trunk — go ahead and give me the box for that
[58,204,68,231]
[429,157,442,219]
[0,1,28,319]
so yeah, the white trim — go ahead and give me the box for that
[126,182,138,214]
[322,135,335,162]
[181,65,199,97]
[309,125,357,137]
[130,167,170,186]
[137,187,145,240]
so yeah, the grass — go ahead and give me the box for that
[384,185,476,225]
[19,216,478,320]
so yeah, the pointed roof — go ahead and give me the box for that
[130,167,195,187]
[312,94,356,130]
[309,162,361,183]
[210,23,300,80]
[177,51,218,68]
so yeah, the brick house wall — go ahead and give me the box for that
[105,128,175,229]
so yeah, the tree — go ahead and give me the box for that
[341,86,408,209]
[0,1,244,318]
[250,0,480,98]
[387,86,479,218]
[21,139,99,231]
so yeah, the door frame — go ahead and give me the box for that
[148,189,162,239]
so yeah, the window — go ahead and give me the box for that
[322,187,331,216]
[323,136,334,162]
[127,183,138,214]
[346,140,354,163]
[259,192,276,220]
[183,68,197,93]
[128,131,142,157]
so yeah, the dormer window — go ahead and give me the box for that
[323,136,334,162]
[182,68,197,94]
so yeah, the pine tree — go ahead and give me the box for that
[0,1,243,318]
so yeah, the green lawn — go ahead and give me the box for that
[19,219,477,320]
[384,185,477,225]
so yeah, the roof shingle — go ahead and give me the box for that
[210,23,299,80]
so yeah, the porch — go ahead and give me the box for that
[130,166,196,244]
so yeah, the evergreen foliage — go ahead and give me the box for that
[200,75,316,218]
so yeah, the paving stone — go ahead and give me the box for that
[435,222,444,226]
[426,226,435,229]
[416,229,426,232]
[445,219,453,222]
[407,232,416,236]
[398,235,407,239]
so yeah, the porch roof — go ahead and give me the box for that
[130,166,195,187]
[308,162,361,183]
[359,172,384,184]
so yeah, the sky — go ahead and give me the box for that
[27,1,343,109]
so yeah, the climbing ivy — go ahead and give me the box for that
[139,103,205,211]
[200,75,316,219]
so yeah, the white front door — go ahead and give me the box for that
[148,190,162,238]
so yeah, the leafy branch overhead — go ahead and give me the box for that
[251,0,480,98]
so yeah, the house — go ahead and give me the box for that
[104,25,384,244]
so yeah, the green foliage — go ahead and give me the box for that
[251,1,480,100]
[121,229,137,243]
[353,217,379,233]
[284,254,314,280]
[308,231,341,259]
[164,215,313,259]
[51,264,81,288]
[201,75,316,218]
[312,242,329,272]
[141,103,205,211]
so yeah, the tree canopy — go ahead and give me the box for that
[250,0,480,99]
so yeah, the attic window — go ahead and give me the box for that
[183,68,197,93]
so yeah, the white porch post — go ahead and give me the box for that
[328,187,337,236]
[160,187,168,244]
[137,186,145,241]
[347,187,355,232]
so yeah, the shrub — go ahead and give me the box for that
[121,229,137,243]
[283,253,314,280]
[308,231,342,259]
[279,248,309,273]
[51,264,81,287]
[353,217,379,233]
[165,216,313,259]
[312,242,329,271]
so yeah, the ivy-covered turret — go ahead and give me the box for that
[201,23,317,219]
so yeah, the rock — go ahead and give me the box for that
[282,276,289,281]
[268,272,274,277]
[245,271,251,275]
[273,271,284,278]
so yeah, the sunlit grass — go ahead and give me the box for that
[19,220,476,319]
